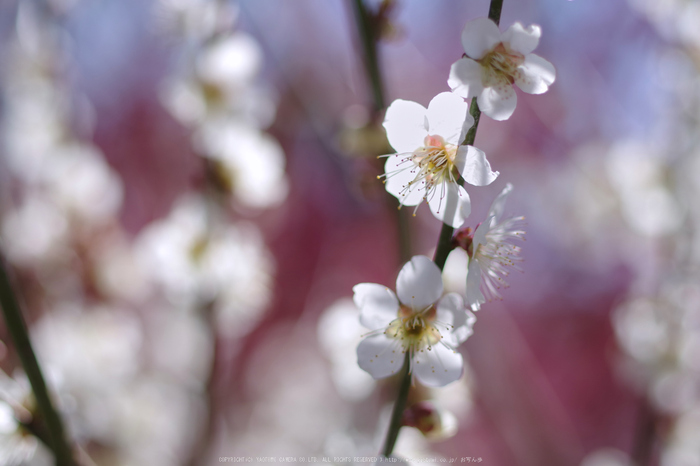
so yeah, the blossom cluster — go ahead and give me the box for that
[354,15,552,400]
[0,1,283,464]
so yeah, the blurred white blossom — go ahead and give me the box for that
[136,194,274,338]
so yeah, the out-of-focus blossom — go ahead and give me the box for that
[392,426,447,466]
[154,0,235,41]
[403,401,458,440]
[1,194,69,266]
[448,18,556,121]
[91,232,150,304]
[30,304,207,464]
[382,92,498,228]
[606,141,681,237]
[223,325,345,459]
[580,448,633,466]
[158,10,287,211]
[30,304,142,446]
[194,119,289,210]
[135,195,274,338]
[354,255,475,387]
[613,278,700,413]
[41,144,124,225]
[462,183,525,311]
[111,376,204,466]
[317,298,376,401]
[160,30,276,129]
[146,307,212,385]
[0,368,40,466]
[0,401,38,466]
[627,0,700,47]
[196,33,262,92]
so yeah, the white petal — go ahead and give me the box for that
[477,84,517,121]
[427,182,471,229]
[502,22,541,55]
[425,92,471,146]
[472,218,491,252]
[448,57,484,100]
[353,283,399,330]
[436,293,475,346]
[461,17,501,59]
[384,153,425,207]
[383,99,428,154]
[455,145,499,187]
[515,54,556,95]
[357,334,404,379]
[466,260,485,311]
[412,343,464,387]
[396,255,443,310]
[486,183,513,225]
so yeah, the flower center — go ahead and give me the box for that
[189,236,210,264]
[404,134,459,199]
[385,304,442,353]
[478,43,524,87]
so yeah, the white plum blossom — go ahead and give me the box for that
[194,119,289,209]
[448,18,556,121]
[0,401,38,466]
[354,255,476,387]
[135,195,274,338]
[465,183,525,311]
[382,92,499,228]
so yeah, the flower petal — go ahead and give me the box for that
[353,283,399,330]
[436,293,475,346]
[383,99,428,154]
[486,183,513,225]
[472,218,491,254]
[455,145,499,187]
[477,84,517,121]
[396,255,443,310]
[461,17,501,59]
[412,343,464,387]
[466,259,485,311]
[427,182,471,229]
[448,57,484,100]
[425,92,471,146]
[502,22,541,55]
[384,153,425,207]
[357,334,404,379]
[514,54,556,95]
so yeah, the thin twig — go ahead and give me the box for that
[0,257,75,465]
[433,0,504,269]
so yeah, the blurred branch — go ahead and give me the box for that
[351,0,385,114]
[0,256,75,465]
[351,0,412,264]
[632,398,657,466]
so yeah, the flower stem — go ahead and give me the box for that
[0,257,75,465]
[351,0,385,115]
[380,352,412,457]
[380,1,505,458]
[351,0,412,263]
[434,92,483,270]
[488,0,505,26]
[434,0,504,270]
